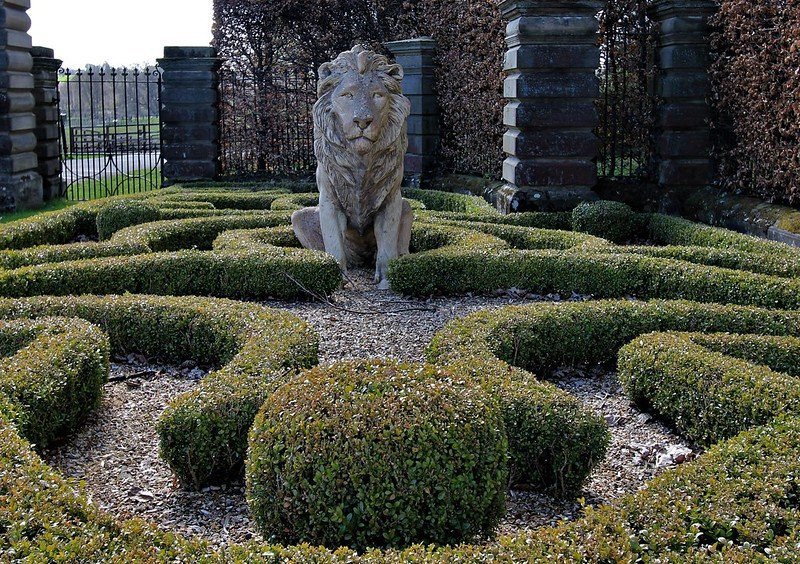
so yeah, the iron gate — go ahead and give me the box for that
[58,66,164,201]
[218,67,317,179]
[597,0,657,181]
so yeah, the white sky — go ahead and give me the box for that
[29,0,215,69]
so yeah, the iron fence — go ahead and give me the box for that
[597,0,657,181]
[218,67,317,179]
[58,66,164,201]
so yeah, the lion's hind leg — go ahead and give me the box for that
[291,207,326,252]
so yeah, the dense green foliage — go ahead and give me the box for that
[247,360,509,550]
[0,295,318,488]
[3,186,800,559]
[96,200,161,240]
[571,200,638,243]
[0,317,109,447]
[620,332,800,446]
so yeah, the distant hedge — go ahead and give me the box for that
[710,0,800,204]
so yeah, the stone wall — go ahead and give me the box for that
[0,0,42,211]
[31,46,62,201]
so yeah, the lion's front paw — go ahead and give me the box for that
[374,267,391,290]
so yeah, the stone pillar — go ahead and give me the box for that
[649,0,716,212]
[497,0,603,213]
[0,0,42,211]
[158,46,221,184]
[385,37,440,188]
[31,46,62,201]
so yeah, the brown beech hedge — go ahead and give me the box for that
[711,0,800,204]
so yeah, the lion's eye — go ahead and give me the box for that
[341,93,354,99]
[372,92,384,99]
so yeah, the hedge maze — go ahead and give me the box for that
[2,186,800,560]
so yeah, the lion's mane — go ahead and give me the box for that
[313,45,411,234]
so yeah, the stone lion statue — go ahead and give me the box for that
[292,45,413,290]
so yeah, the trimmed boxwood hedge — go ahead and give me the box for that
[390,245,800,307]
[3,296,800,559]
[213,226,303,251]
[0,295,319,488]
[110,213,293,251]
[0,241,150,270]
[644,213,800,257]
[435,299,800,376]
[571,200,639,243]
[154,190,289,210]
[0,249,341,301]
[0,317,109,448]
[4,186,800,558]
[247,359,509,550]
[621,244,800,278]
[0,194,341,301]
[620,332,800,446]
[403,187,494,214]
[96,200,161,240]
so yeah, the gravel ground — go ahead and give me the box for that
[43,270,698,547]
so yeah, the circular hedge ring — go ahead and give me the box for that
[246,359,509,550]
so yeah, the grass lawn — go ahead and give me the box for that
[0,169,165,225]
[66,168,163,201]
[0,199,76,224]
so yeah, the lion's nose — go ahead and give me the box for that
[355,115,373,130]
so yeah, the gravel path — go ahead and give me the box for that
[43,271,698,547]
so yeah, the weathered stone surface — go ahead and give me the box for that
[498,0,602,212]
[0,0,41,211]
[386,37,439,185]
[31,46,62,200]
[292,46,412,289]
[158,46,221,184]
[649,0,716,206]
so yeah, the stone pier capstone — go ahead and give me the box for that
[649,0,717,212]
[0,0,42,211]
[385,37,440,188]
[497,0,603,213]
[158,46,221,184]
[31,46,62,201]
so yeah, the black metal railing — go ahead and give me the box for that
[597,0,657,181]
[58,66,164,201]
[218,67,317,179]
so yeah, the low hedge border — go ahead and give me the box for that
[620,332,800,446]
[432,300,800,376]
[0,241,150,270]
[0,248,341,302]
[110,214,294,251]
[0,295,319,488]
[403,187,493,214]
[152,190,290,210]
[432,219,613,251]
[418,209,574,230]
[0,317,109,448]
[4,297,800,559]
[390,246,800,308]
[644,213,800,258]
[213,226,303,251]
[620,245,800,279]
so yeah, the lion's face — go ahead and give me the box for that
[331,70,392,156]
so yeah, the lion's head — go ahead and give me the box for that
[315,45,411,158]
